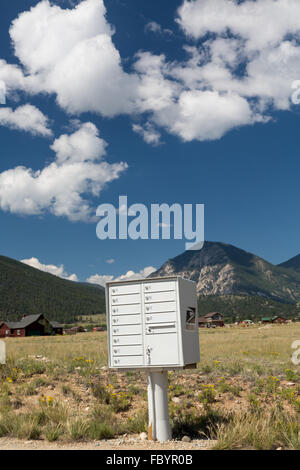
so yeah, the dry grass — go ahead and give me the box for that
[0,323,300,448]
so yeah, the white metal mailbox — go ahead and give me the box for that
[106,276,200,370]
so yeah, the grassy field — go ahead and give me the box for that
[1,323,300,449]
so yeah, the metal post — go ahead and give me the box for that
[147,370,171,442]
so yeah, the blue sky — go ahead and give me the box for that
[1,0,300,284]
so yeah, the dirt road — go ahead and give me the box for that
[0,436,215,450]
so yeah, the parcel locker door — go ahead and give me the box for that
[145,333,179,366]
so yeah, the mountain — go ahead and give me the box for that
[278,254,300,273]
[149,241,300,304]
[0,255,105,324]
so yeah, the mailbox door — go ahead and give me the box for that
[145,333,179,366]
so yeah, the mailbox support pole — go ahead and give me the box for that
[147,370,171,442]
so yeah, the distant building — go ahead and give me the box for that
[238,320,254,327]
[261,315,287,324]
[0,314,63,338]
[198,312,224,328]
[64,325,86,335]
[92,326,105,332]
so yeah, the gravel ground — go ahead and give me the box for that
[0,436,216,450]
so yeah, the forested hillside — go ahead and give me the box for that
[0,255,105,324]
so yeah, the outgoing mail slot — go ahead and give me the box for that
[111,304,141,315]
[112,325,142,336]
[111,314,141,326]
[145,301,176,313]
[110,284,141,295]
[145,312,177,324]
[144,281,175,293]
[111,294,141,305]
[112,335,143,346]
[145,323,177,335]
[144,291,176,303]
[112,345,143,356]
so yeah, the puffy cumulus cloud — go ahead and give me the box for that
[87,266,156,287]
[153,90,257,142]
[0,122,127,221]
[8,0,137,117]
[0,104,52,136]
[177,0,300,51]
[21,257,78,281]
[2,0,300,144]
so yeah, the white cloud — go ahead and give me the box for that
[132,122,161,146]
[1,0,300,144]
[0,122,127,221]
[7,0,138,117]
[87,266,156,287]
[177,0,300,51]
[21,257,78,281]
[145,21,173,37]
[154,90,257,142]
[0,104,52,136]
[106,258,115,264]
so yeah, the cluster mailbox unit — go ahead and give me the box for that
[106,276,200,441]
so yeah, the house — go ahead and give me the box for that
[198,312,224,328]
[0,314,63,338]
[261,315,287,324]
[50,321,64,335]
[272,316,287,324]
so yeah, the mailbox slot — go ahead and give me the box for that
[112,335,142,346]
[113,356,143,367]
[110,284,141,295]
[112,325,142,336]
[145,312,177,324]
[146,323,177,335]
[111,304,141,315]
[112,345,143,356]
[144,301,176,313]
[111,314,141,326]
[111,294,141,305]
[144,291,176,303]
[144,281,175,293]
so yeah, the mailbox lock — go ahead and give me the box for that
[113,308,118,313]
[147,316,152,321]
[114,349,118,354]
